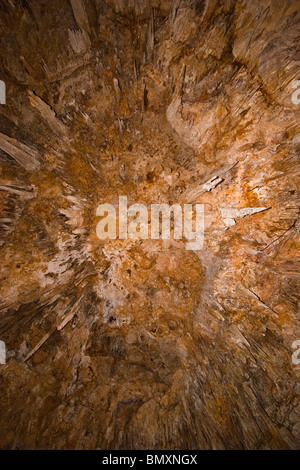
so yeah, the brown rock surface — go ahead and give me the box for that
[0,0,299,450]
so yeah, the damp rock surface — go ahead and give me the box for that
[0,0,299,450]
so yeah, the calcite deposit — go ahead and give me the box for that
[0,0,299,450]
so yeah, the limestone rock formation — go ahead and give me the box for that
[0,0,299,450]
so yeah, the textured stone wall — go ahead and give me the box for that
[0,0,299,449]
